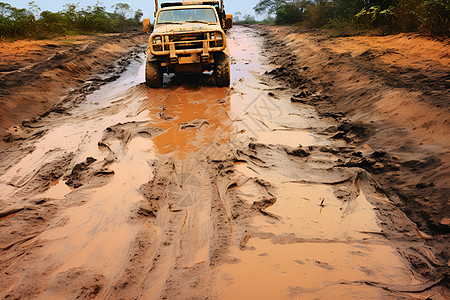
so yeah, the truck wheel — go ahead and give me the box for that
[214,52,230,87]
[145,61,162,88]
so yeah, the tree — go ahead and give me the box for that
[62,3,79,24]
[234,11,242,22]
[276,2,303,24]
[243,14,257,24]
[0,2,14,18]
[254,0,287,15]
[113,3,132,19]
[133,9,143,23]
[28,1,40,16]
[254,0,310,24]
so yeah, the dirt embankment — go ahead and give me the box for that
[259,25,450,259]
[0,30,148,141]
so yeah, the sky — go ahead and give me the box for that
[4,0,261,20]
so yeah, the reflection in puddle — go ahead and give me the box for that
[228,28,344,150]
[0,125,89,188]
[85,54,146,108]
[141,86,232,158]
[41,178,73,199]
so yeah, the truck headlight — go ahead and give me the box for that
[153,36,162,44]
[210,32,222,40]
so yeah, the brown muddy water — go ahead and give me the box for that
[0,26,444,299]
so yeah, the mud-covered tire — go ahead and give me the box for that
[145,61,162,88]
[214,52,230,87]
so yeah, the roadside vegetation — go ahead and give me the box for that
[245,0,449,37]
[233,12,275,25]
[0,1,143,39]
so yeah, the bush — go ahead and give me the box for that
[0,2,144,39]
[0,2,36,38]
[275,3,303,24]
[355,5,395,30]
[393,0,449,36]
[304,1,333,28]
[253,0,450,37]
[421,0,450,36]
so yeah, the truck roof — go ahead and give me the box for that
[183,0,219,4]
[161,1,220,9]
[159,4,216,11]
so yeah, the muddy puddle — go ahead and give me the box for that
[212,27,438,299]
[40,178,73,199]
[0,26,444,299]
[40,137,156,280]
[140,86,232,157]
[217,165,420,299]
[228,29,344,150]
[0,33,235,298]
[216,239,417,299]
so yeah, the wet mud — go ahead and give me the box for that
[259,24,450,274]
[0,31,148,139]
[0,26,448,299]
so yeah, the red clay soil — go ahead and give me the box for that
[259,25,450,265]
[0,26,448,298]
[0,31,148,141]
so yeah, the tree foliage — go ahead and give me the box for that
[254,0,288,15]
[276,2,304,24]
[234,11,260,25]
[0,1,144,39]
[253,0,450,36]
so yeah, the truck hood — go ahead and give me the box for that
[153,23,223,34]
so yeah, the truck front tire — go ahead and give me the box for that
[145,61,163,88]
[214,52,230,87]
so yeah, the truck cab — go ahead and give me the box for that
[144,0,232,88]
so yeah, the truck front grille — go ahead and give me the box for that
[175,42,203,50]
[169,33,205,42]
[150,31,226,56]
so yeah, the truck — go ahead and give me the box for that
[143,0,233,88]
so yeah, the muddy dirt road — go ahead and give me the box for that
[0,26,449,299]
[0,31,147,138]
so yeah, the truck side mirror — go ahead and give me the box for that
[143,18,151,33]
[225,14,233,30]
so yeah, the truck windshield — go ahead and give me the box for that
[157,8,217,24]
